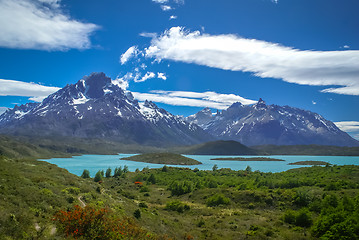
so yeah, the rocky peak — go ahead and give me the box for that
[83,72,112,98]
[254,98,267,110]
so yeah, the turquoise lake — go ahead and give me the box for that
[40,154,359,177]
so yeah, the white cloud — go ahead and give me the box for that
[132,90,256,109]
[152,0,169,3]
[112,78,129,90]
[343,45,350,49]
[312,101,317,105]
[0,0,99,50]
[0,107,9,115]
[157,72,167,80]
[334,121,359,132]
[169,15,177,20]
[161,5,172,11]
[144,27,359,96]
[120,46,139,65]
[0,79,60,102]
[136,72,156,83]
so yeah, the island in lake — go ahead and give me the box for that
[121,153,202,165]
[210,157,285,161]
[288,161,329,165]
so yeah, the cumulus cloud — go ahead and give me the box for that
[0,0,99,50]
[136,72,156,82]
[132,90,256,109]
[157,72,167,80]
[112,78,129,90]
[0,79,60,102]
[161,5,172,11]
[120,46,139,64]
[169,15,177,20]
[152,0,168,3]
[334,121,359,132]
[144,27,359,95]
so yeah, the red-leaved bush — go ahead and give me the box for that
[53,205,162,239]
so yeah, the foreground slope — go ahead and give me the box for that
[187,99,359,146]
[0,72,212,146]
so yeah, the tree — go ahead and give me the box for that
[162,165,168,172]
[212,164,218,171]
[81,169,90,178]
[114,167,123,177]
[123,165,129,173]
[105,168,112,178]
[94,170,104,182]
[245,166,252,172]
[147,174,156,184]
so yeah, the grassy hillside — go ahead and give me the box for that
[121,153,202,165]
[253,144,359,156]
[1,135,359,239]
[173,140,259,155]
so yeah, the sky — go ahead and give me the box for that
[0,0,358,139]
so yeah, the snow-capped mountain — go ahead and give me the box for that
[0,72,212,146]
[186,98,359,147]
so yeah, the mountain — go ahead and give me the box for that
[0,72,213,146]
[186,98,359,147]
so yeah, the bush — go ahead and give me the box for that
[134,209,141,219]
[282,208,312,227]
[54,205,154,239]
[168,181,193,196]
[206,193,230,207]
[165,200,190,213]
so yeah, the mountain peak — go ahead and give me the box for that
[83,72,112,98]
[254,98,266,110]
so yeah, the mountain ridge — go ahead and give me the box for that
[186,98,359,147]
[0,72,213,147]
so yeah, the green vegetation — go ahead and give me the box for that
[289,161,329,165]
[253,144,359,156]
[172,140,258,155]
[121,153,202,165]
[1,135,359,239]
[211,157,285,161]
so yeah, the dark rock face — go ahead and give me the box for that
[186,99,359,147]
[0,72,213,146]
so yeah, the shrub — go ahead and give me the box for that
[134,209,141,219]
[165,200,190,213]
[206,193,230,207]
[282,208,312,227]
[162,165,168,172]
[54,205,155,239]
[168,181,193,196]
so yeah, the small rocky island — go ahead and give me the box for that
[288,161,329,165]
[121,153,202,165]
[210,157,285,161]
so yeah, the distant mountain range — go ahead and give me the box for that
[1,72,358,147]
[186,99,359,147]
[0,72,212,146]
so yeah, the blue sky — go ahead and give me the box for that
[0,0,358,139]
